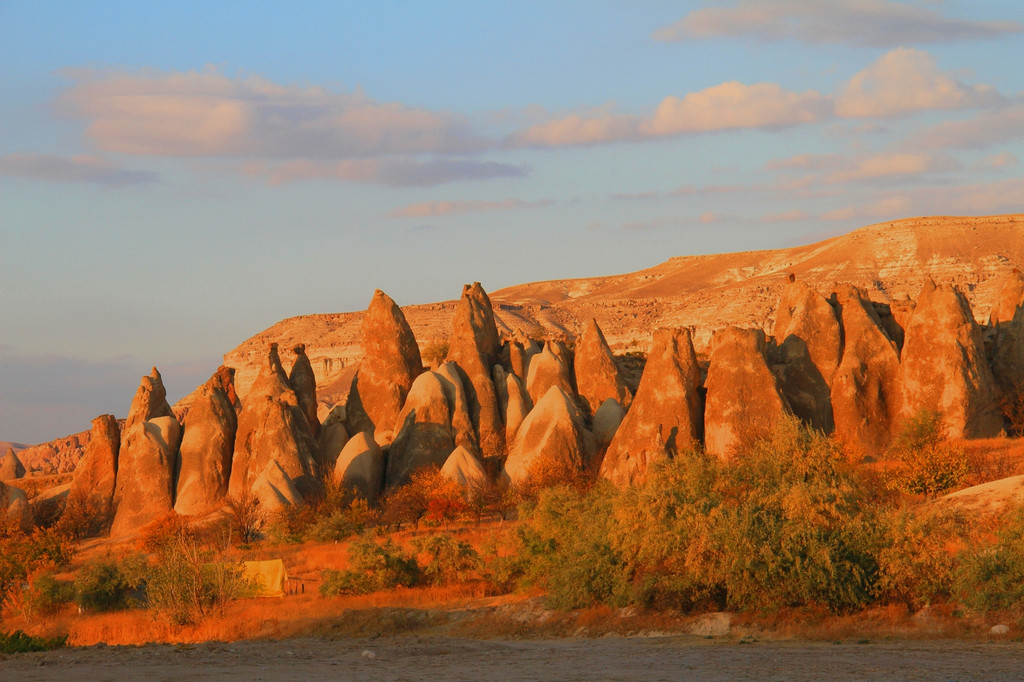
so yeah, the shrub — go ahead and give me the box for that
[413,533,480,585]
[380,467,464,530]
[515,484,632,610]
[421,340,450,367]
[889,411,968,498]
[319,534,420,596]
[611,450,724,609]
[0,630,67,654]
[224,490,264,544]
[24,572,75,616]
[873,507,967,609]
[464,477,517,522]
[0,529,75,616]
[712,417,877,612]
[145,528,251,625]
[954,505,1024,613]
[74,555,148,613]
[137,512,186,552]
[307,498,379,543]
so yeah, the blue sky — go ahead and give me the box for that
[2,0,1024,443]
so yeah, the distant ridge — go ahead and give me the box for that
[222,214,1024,406]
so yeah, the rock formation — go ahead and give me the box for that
[174,366,238,516]
[66,414,119,532]
[772,280,841,433]
[346,290,424,441]
[504,373,531,446]
[387,370,459,488]
[332,431,385,503]
[525,342,574,407]
[591,398,626,451]
[288,344,321,438]
[896,278,1004,439]
[600,328,702,486]
[252,459,303,513]
[0,448,25,481]
[830,285,901,455]
[318,406,350,468]
[441,445,488,488]
[0,480,32,533]
[503,386,593,486]
[508,339,540,380]
[991,270,1024,427]
[228,344,319,502]
[991,268,1024,327]
[704,327,791,459]
[434,362,480,454]
[445,282,505,459]
[121,367,175,447]
[574,318,632,415]
[111,415,181,536]
[111,369,180,536]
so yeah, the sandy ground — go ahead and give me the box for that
[3,636,1024,681]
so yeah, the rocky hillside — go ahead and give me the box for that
[222,214,1024,405]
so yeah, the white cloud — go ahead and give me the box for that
[57,67,489,160]
[509,82,829,147]
[387,198,553,218]
[836,48,1003,118]
[974,152,1020,170]
[768,151,959,186]
[509,48,1002,149]
[914,105,1024,150]
[761,209,811,223]
[653,0,1021,46]
[239,158,525,187]
[0,153,157,187]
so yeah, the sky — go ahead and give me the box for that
[2,0,1024,444]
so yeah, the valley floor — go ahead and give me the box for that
[4,635,1024,681]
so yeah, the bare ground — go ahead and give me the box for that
[4,636,1024,681]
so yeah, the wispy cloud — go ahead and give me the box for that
[913,104,1024,150]
[974,152,1020,170]
[769,150,960,187]
[653,0,1021,47]
[387,198,553,218]
[761,209,811,223]
[57,67,491,160]
[0,153,157,187]
[835,48,1003,118]
[239,158,525,187]
[508,48,1000,149]
[509,81,829,147]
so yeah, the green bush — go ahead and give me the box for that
[306,498,379,543]
[508,418,878,613]
[319,534,420,596]
[74,556,147,613]
[145,529,252,625]
[889,410,969,498]
[611,449,723,609]
[954,505,1024,613]
[711,417,877,611]
[873,507,967,609]
[0,630,67,654]
[24,573,75,616]
[515,484,632,610]
[413,533,480,585]
[0,529,75,616]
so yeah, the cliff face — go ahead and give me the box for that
[219,215,1024,406]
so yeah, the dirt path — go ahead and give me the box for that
[4,636,1024,681]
